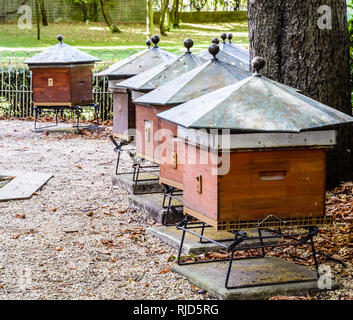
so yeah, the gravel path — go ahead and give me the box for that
[0,120,352,300]
[0,120,204,300]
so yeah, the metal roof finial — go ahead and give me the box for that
[227,33,233,43]
[209,43,220,61]
[212,37,220,45]
[221,33,227,43]
[251,56,265,77]
[146,39,152,48]
[57,35,64,44]
[184,38,194,53]
[151,35,160,48]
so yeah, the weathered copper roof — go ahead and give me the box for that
[157,58,353,133]
[117,39,206,92]
[198,41,249,71]
[95,36,175,79]
[25,35,100,66]
[218,33,249,65]
[134,46,250,106]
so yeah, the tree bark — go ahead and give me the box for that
[146,0,154,36]
[100,0,121,33]
[159,0,170,36]
[248,0,352,187]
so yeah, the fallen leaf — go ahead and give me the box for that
[15,214,26,219]
[159,267,170,274]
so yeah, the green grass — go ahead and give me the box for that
[0,21,249,56]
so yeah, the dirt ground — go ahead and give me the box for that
[0,120,352,300]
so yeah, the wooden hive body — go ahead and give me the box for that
[182,143,330,231]
[111,87,135,141]
[31,64,94,107]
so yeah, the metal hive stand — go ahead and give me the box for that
[161,185,183,226]
[34,103,100,131]
[176,215,321,290]
[110,135,160,195]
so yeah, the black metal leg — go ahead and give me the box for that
[199,223,206,244]
[225,251,235,289]
[177,216,190,265]
[258,229,266,257]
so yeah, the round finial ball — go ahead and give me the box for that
[146,39,152,47]
[208,43,220,58]
[251,56,266,73]
[212,37,220,45]
[57,35,64,43]
[151,35,160,46]
[184,38,194,51]
[227,33,233,41]
[221,33,227,42]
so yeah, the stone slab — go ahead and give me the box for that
[147,225,276,255]
[129,193,184,225]
[0,171,53,201]
[112,172,164,194]
[34,124,104,134]
[172,257,337,300]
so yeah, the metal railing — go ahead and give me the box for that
[0,49,139,121]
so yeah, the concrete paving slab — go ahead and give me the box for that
[34,124,104,134]
[0,171,53,201]
[147,225,277,255]
[172,257,336,300]
[129,193,184,225]
[112,172,164,194]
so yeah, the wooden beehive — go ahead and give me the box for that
[96,37,175,141]
[25,35,100,107]
[157,57,353,230]
[136,43,250,189]
[119,38,205,156]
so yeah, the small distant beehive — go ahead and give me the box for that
[96,36,176,141]
[198,36,249,71]
[136,43,250,190]
[157,57,353,230]
[25,35,100,107]
[119,38,206,162]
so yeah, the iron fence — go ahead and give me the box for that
[0,49,139,121]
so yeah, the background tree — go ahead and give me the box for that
[248,0,352,186]
[159,0,170,36]
[170,0,183,27]
[147,0,154,36]
[39,0,48,26]
[99,0,121,33]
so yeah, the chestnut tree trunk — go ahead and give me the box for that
[248,0,353,187]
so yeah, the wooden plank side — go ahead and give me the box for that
[135,105,170,162]
[183,145,218,221]
[218,149,326,222]
[70,66,93,105]
[159,136,186,190]
[32,68,71,104]
[113,91,130,136]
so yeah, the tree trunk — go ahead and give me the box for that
[39,0,48,26]
[100,0,121,33]
[171,0,182,28]
[146,0,154,37]
[36,0,40,40]
[81,2,88,22]
[248,0,352,187]
[159,0,170,36]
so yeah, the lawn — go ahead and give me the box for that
[0,21,249,61]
